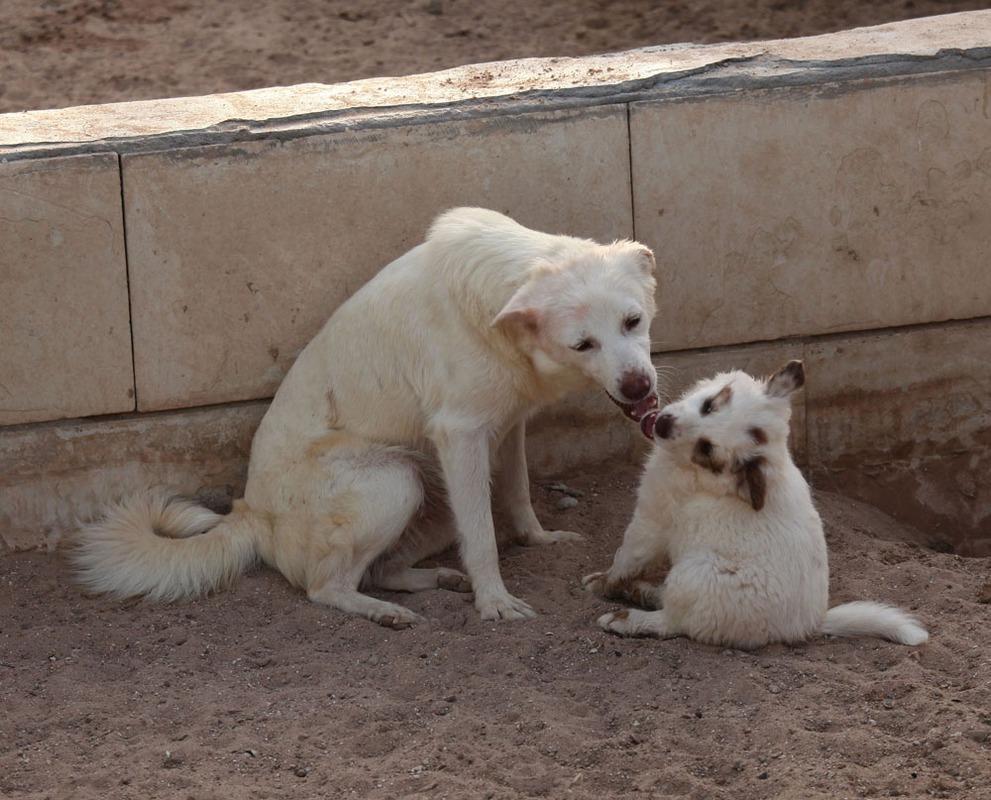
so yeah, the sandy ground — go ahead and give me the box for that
[3,2,991,799]
[4,463,991,800]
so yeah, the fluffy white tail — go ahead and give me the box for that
[68,490,262,602]
[821,601,928,646]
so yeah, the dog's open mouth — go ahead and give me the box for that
[608,392,660,440]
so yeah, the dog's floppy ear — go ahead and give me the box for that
[491,287,540,333]
[766,360,805,399]
[491,261,563,332]
[734,457,767,511]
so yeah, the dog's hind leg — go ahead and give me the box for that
[296,460,431,628]
[495,421,582,546]
[367,500,471,594]
[306,546,426,629]
[372,566,472,593]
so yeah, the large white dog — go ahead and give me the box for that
[583,361,928,649]
[69,208,659,627]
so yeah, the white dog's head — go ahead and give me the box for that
[492,241,658,414]
[651,361,805,510]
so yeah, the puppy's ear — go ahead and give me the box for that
[630,243,656,276]
[766,360,805,398]
[734,457,767,511]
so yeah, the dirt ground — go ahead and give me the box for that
[4,464,991,800]
[3,2,991,800]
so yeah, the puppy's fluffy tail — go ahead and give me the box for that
[821,601,929,646]
[66,490,263,602]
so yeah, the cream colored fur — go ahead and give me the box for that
[69,208,658,627]
[583,361,928,650]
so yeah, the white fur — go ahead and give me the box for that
[69,208,658,627]
[583,361,928,650]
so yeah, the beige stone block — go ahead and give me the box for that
[0,154,133,424]
[805,321,990,554]
[633,73,991,351]
[123,106,633,410]
[805,321,989,463]
[527,389,644,477]
[0,403,266,551]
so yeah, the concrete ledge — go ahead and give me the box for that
[1,12,989,552]
[0,404,265,552]
[1,12,989,158]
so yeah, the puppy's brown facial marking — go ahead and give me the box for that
[748,426,768,445]
[692,438,725,474]
[700,383,733,416]
[734,456,767,511]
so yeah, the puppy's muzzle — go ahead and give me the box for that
[654,412,675,440]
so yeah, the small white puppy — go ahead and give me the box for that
[583,361,928,650]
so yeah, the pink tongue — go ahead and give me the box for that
[640,411,658,441]
[618,392,658,422]
[610,392,659,440]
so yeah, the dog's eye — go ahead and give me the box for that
[701,397,715,416]
[572,338,596,352]
[623,314,642,332]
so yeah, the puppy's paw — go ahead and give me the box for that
[582,571,608,596]
[597,608,633,636]
[475,589,536,621]
[627,580,665,610]
[437,568,472,593]
[598,608,670,639]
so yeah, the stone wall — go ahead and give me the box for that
[2,12,989,553]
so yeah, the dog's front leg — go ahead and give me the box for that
[435,425,536,621]
[495,421,582,546]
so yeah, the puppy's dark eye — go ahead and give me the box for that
[623,314,642,332]
[572,338,596,352]
[701,397,715,416]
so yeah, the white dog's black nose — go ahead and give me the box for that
[619,372,652,402]
[654,413,675,440]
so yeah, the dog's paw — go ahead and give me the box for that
[475,589,537,621]
[370,603,425,630]
[517,528,584,546]
[437,568,472,593]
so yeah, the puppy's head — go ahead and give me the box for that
[492,240,659,406]
[652,361,805,510]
